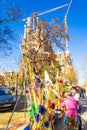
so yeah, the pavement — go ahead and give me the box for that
[80,97,87,130]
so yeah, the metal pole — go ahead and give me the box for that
[38,4,68,16]
[64,0,72,51]
[22,3,68,21]
[16,74,18,96]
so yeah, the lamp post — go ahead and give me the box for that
[16,74,18,96]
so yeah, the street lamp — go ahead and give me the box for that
[16,74,18,96]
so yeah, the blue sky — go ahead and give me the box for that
[0,0,87,85]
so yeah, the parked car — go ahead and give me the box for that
[0,87,16,111]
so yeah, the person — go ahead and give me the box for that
[81,89,85,98]
[71,86,82,130]
[61,91,79,130]
[71,86,80,102]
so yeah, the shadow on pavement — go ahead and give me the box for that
[15,95,25,112]
[82,122,87,130]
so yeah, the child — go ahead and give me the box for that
[61,91,79,130]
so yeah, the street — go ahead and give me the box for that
[15,95,25,112]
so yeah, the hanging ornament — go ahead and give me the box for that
[44,70,50,82]
[44,121,50,128]
[35,113,40,122]
[39,105,46,115]
[29,102,38,118]
[24,125,30,130]
[43,65,48,71]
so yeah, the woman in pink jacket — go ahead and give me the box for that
[61,91,79,130]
